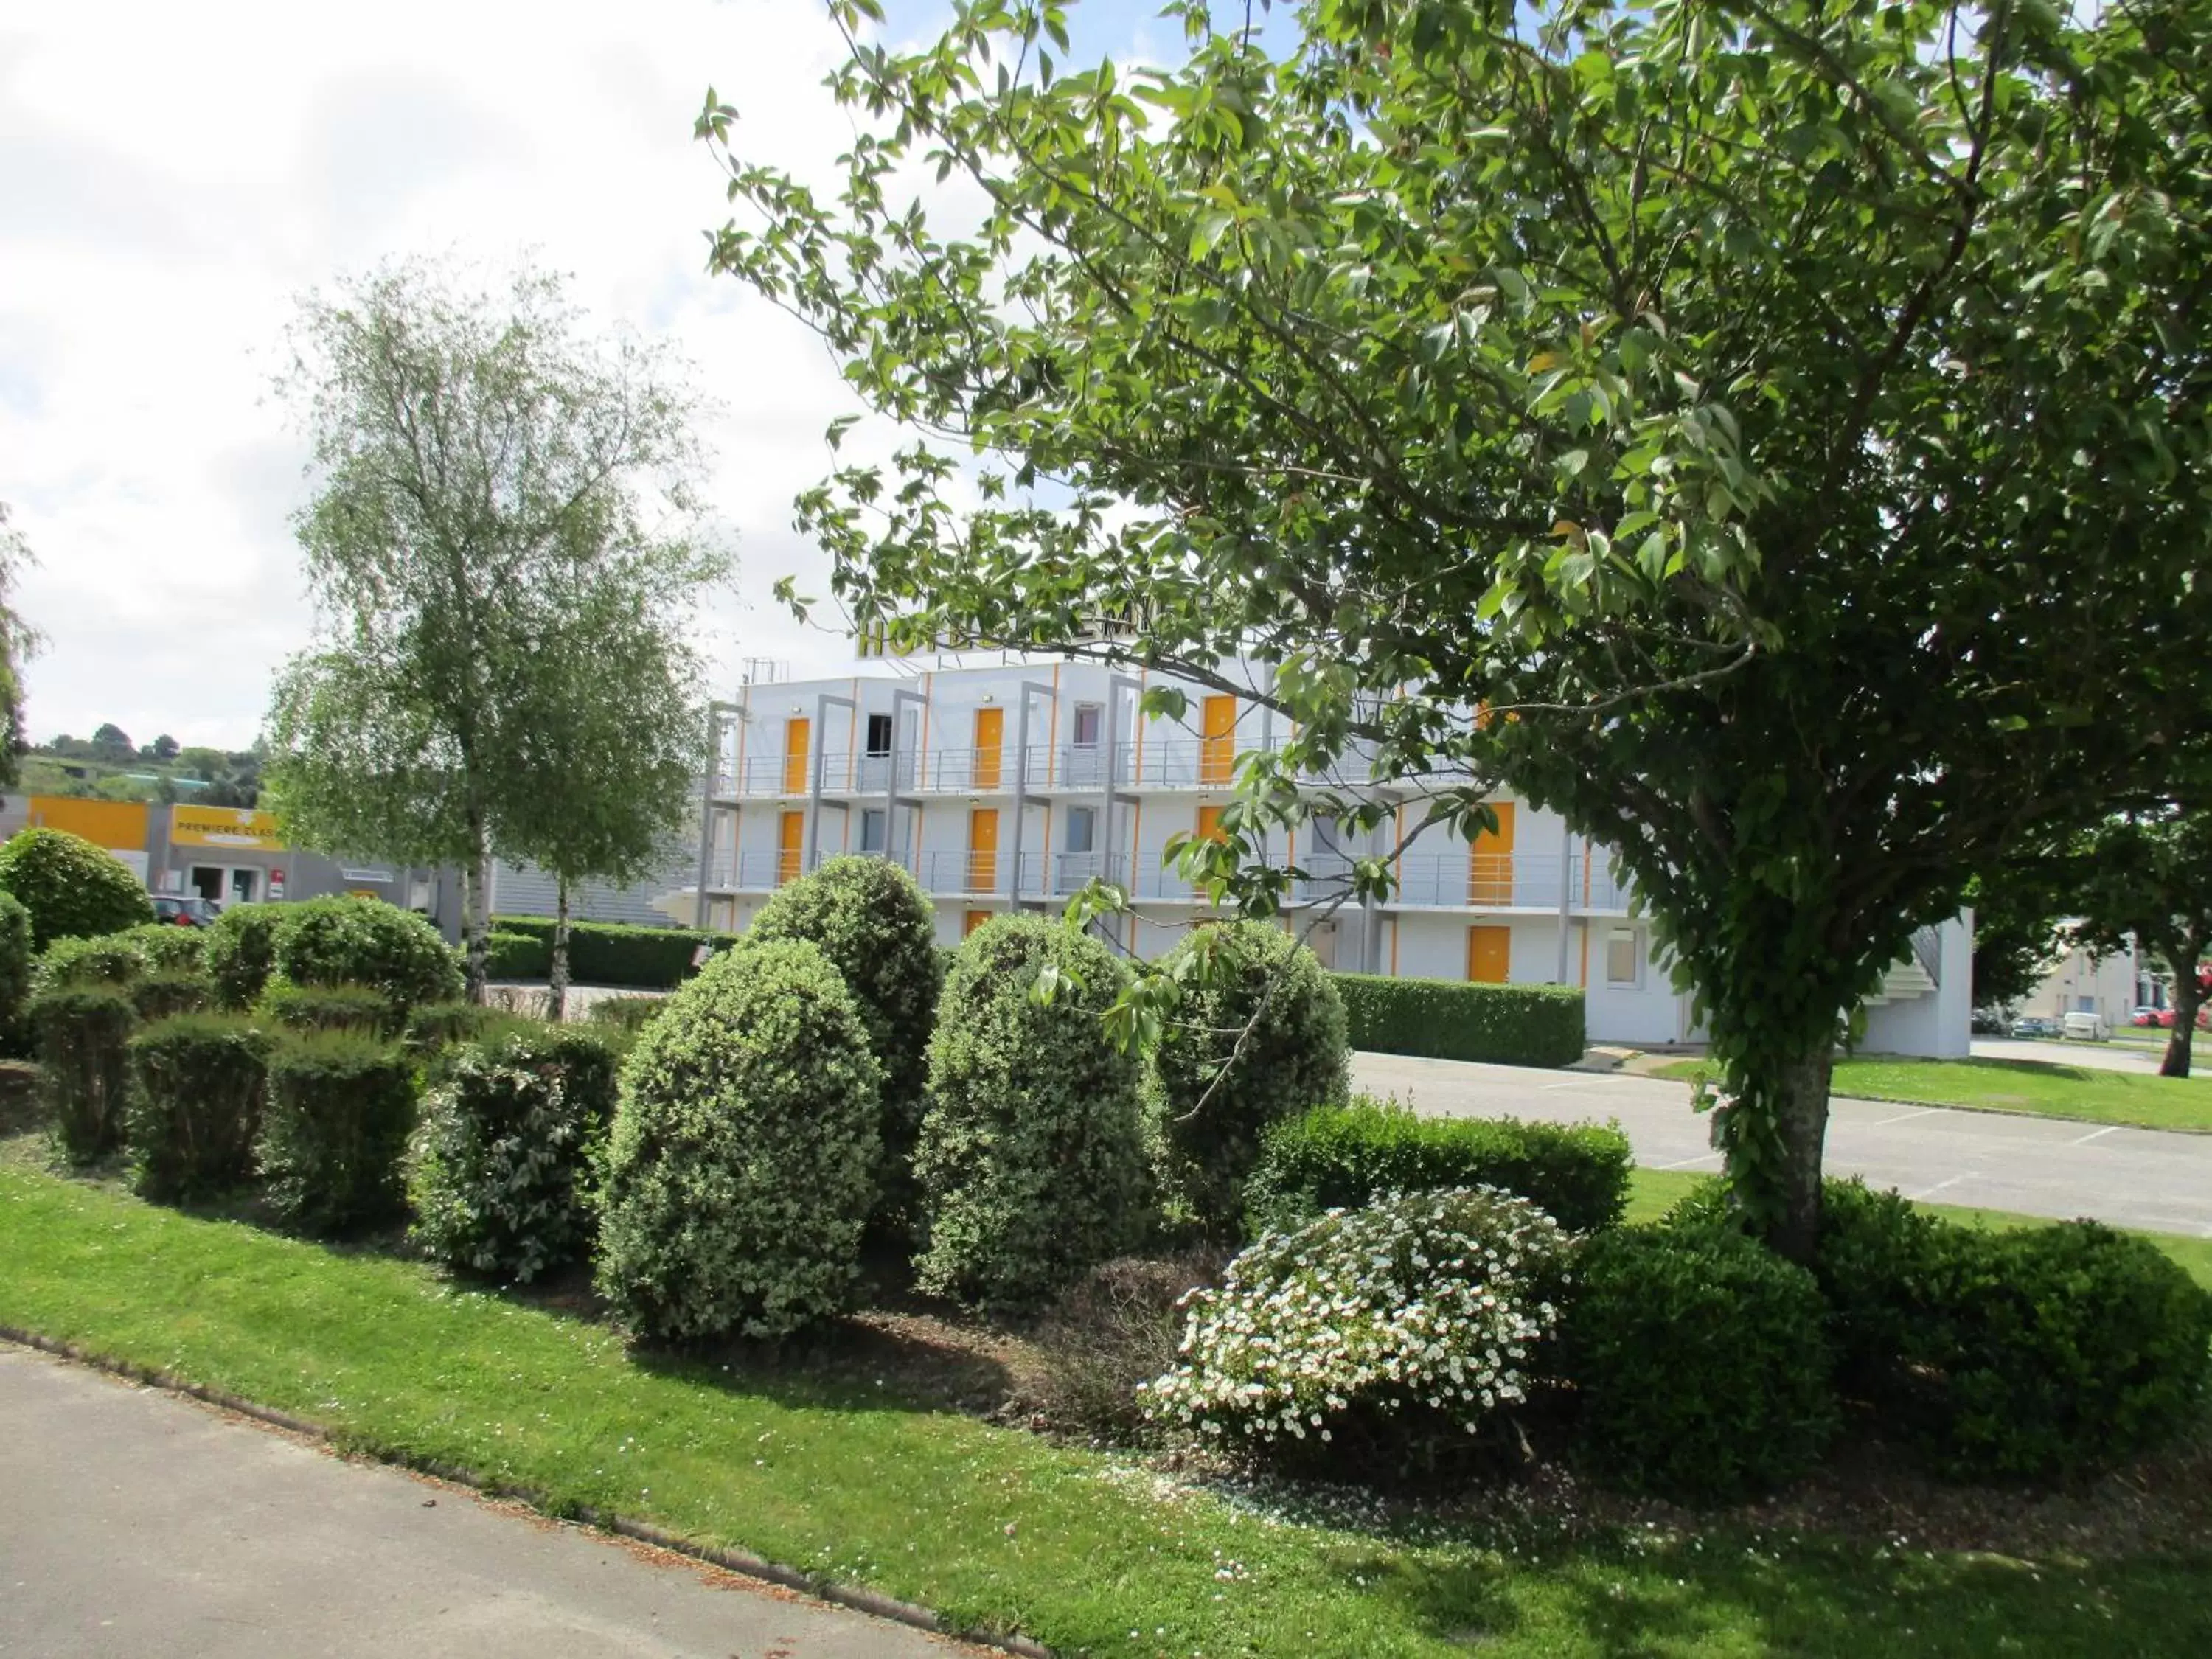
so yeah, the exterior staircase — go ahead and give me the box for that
[1860,926,1944,1008]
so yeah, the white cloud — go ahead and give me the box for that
[0,0,970,751]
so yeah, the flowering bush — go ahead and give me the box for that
[1141,1186,1571,1459]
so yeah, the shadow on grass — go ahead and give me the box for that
[1354,1531,2212,1658]
[1903,1056,2101,1084]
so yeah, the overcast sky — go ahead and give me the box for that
[0,0,1201,752]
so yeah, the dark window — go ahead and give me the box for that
[1072,703,1102,747]
[865,713,894,757]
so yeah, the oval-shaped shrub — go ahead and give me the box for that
[913,913,1152,1310]
[595,940,881,1342]
[33,932,149,997]
[0,827,155,949]
[257,979,397,1037]
[125,1014,274,1200]
[1149,922,1349,1234]
[204,902,287,1009]
[257,1032,419,1234]
[29,985,138,1162]
[1564,1224,1839,1502]
[120,922,208,975]
[1247,1098,1632,1238]
[272,897,462,1009]
[410,1023,622,1283]
[1142,1186,1571,1467]
[0,891,37,1053]
[1908,1220,2212,1482]
[748,854,942,1113]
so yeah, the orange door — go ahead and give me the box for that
[1195,804,1226,842]
[778,810,804,885]
[968,807,998,891]
[1200,695,1237,785]
[973,706,1004,790]
[1468,801,1515,906]
[782,717,811,794]
[1467,925,1512,984]
[964,908,991,937]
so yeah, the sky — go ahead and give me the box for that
[0,0,1222,752]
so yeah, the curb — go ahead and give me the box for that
[0,1326,1052,1659]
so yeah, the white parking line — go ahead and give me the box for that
[1906,1173,1972,1201]
[1866,1106,1939,1127]
[2071,1124,2121,1146]
[1657,1152,1723,1170]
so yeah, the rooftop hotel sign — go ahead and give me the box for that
[169,807,284,851]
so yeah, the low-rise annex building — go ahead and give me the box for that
[692,646,1971,1057]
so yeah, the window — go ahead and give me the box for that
[865,713,894,757]
[859,809,888,853]
[1065,805,1096,854]
[2075,994,2096,1015]
[1072,703,1103,747]
[1605,928,1641,987]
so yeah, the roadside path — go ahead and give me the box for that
[1352,1051,2212,1237]
[0,1343,973,1659]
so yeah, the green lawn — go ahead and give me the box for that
[1643,1055,2212,1133]
[4,1160,2211,1656]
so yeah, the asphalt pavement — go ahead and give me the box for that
[0,1344,972,1659]
[1350,1051,2212,1237]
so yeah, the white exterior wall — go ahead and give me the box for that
[697,655,1970,1059]
[1860,914,1975,1058]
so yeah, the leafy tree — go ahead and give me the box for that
[2071,811,2212,1078]
[499,538,726,1018]
[705,0,2212,1258]
[1964,870,2067,1015]
[264,258,717,1001]
[90,723,132,759]
[147,734,180,762]
[0,502,40,786]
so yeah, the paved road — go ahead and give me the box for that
[0,1345,970,1659]
[1351,1051,2212,1237]
[1971,1035,2170,1074]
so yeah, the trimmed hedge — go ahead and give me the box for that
[585,995,667,1037]
[596,940,882,1341]
[258,1032,419,1234]
[258,980,397,1037]
[128,973,212,1023]
[484,929,552,981]
[409,1023,622,1282]
[0,827,155,949]
[1565,1224,1839,1501]
[273,897,461,1009]
[204,902,288,1009]
[401,1001,501,1058]
[0,891,30,1056]
[1149,922,1349,1233]
[1245,1098,1632,1237]
[490,914,739,990]
[120,922,209,975]
[1330,973,1585,1068]
[29,986,137,1162]
[125,1014,273,1200]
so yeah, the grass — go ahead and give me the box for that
[4,1154,2212,1655]
[1624,1168,2212,1290]
[1641,1054,2212,1133]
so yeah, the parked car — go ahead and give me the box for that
[151,894,220,928]
[2133,1007,2165,1027]
[2062,1011,2110,1042]
[2010,1015,2060,1039]
[1970,1007,2012,1036]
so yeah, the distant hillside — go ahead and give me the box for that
[24,723,260,806]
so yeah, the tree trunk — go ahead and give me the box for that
[2163,972,2201,1079]
[1766,1047,1834,1265]
[462,815,493,1006]
[549,877,572,1024]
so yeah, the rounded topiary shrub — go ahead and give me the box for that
[1149,922,1350,1235]
[125,1014,274,1200]
[0,827,156,950]
[33,932,150,997]
[1907,1220,2212,1482]
[595,940,881,1342]
[913,913,1152,1310]
[1565,1224,1839,1502]
[0,890,35,1054]
[120,922,208,975]
[257,979,397,1037]
[128,972,212,1023]
[272,897,462,1009]
[29,985,138,1162]
[257,1032,420,1234]
[204,902,287,1009]
[410,1023,622,1283]
[748,855,942,1231]
[1143,1187,1572,1473]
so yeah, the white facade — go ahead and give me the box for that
[692,654,1970,1057]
